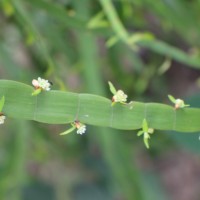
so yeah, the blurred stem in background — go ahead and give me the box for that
[100,0,200,69]
[13,0,56,76]
[100,0,130,44]
[0,120,30,200]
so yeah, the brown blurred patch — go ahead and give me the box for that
[156,150,200,200]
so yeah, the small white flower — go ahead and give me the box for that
[148,128,154,134]
[168,95,189,109]
[38,77,51,91]
[32,79,39,88]
[0,115,6,124]
[113,90,127,103]
[77,124,86,135]
[32,77,51,91]
[175,99,184,109]
[74,121,86,135]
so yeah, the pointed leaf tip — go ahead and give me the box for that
[108,81,117,95]
[143,134,150,149]
[144,138,150,149]
[168,95,176,104]
[137,130,144,136]
[60,126,76,135]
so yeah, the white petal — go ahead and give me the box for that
[32,79,39,87]
[77,125,86,135]
[0,115,6,124]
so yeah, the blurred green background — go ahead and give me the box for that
[1,0,200,200]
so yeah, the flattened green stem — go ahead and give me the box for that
[142,119,148,133]
[1,80,200,132]
[0,96,5,112]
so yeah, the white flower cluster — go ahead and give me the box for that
[113,90,127,103]
[0,115,6,124]
[168,95,189,109]
[175,99,184,109]
[77,124,86,135]
[32,77,51,91]
[74,121,86,135]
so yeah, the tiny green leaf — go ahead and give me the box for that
[106,36,119,47]
[111,102,116,106]
[168,95,176,104]
[0,96,5,112]
[87,11,109,29]
[108,81,117,95]
[137,130,144,136]
[128,32,155,44]
[143,136,150,149]
[60,126,76,135]
[142,119,149,133]
[32,88,42,96]
[184,104,190,107]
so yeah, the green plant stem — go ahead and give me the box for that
[99,0,129,43]
[1,80,200,132]
[11,0,55,75]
